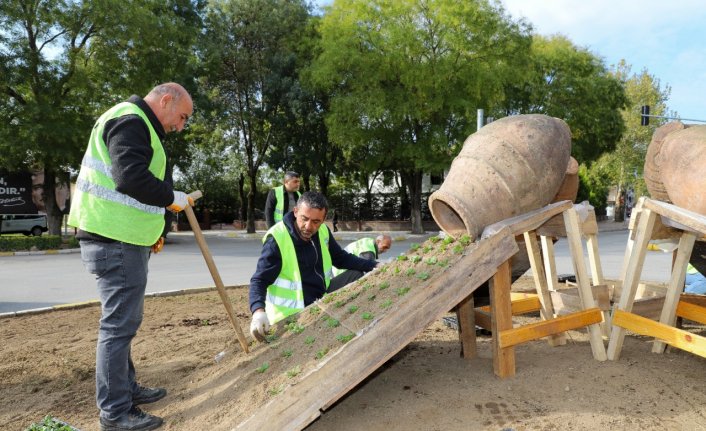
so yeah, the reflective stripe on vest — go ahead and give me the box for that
[67,102,166,246]
[333,237,377,277]
[264,222,332,324]
[273,185,301,223]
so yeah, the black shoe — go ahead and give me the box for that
[132,386,167,405]
[100,406,163,431]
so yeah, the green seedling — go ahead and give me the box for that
[442,236,455,245]
[349,305,359,314]
[26,416,75,431]
[380,299,393,309]
[437,258,449,267]
[394,266,401,274]
[334,300,345,308]
[337,333,356,344]
[286,365,301,378]
[397,255,409,261]
[265,333,279,343]
[362,283,372,291]
[416,272,430,281]
[367,294,377,301]
[425,257,438,265]
[304,336,316,345]
[200,319,212,326]
[453,244,464,254]
[309,306,321,315]
[349,292,360,300]
[439,244,447,252]
[429,236,441,243]
[379,265,388,273]
[256,362,270,373]
[327,318,340,328]
[315,347,330,359]
[410,255,422,263]
[285,322,305,334]
[396,287,411,296]
[422,245,432,253]
[405,268,416,276]
[361,312,374,320]
[281,349,293,358]
[458,235,472,246]
[378,281,390,290]
[410,243,420,251]
[321,293,337,304]
[268,385,284,396]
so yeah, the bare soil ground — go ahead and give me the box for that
[3,276,706,431]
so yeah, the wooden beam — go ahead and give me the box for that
[477,296,541,316]
[551,285,610,314]
[498,308,603,349]
[474,309,492,330]
[612,310,706,358]
[456,294,477,359]
[490,259,515,378]
[677,301,706,326]
[481,200,573,239]
[643,198,706,235]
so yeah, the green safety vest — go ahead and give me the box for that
[687,263,699,274]
[273,185,301,223]
[263,222,333,324]
[332,237,377,277]
[68,102,166,246]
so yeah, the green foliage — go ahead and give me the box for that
[410,256,422,264]
[315,347,329,359]
[409,243,420,251]
[285,322,305,334]
[361,312,374,320]
[458,235,471,246]
[429,236,441,243]
[304,336,316,345]
[425,257,438,265]
[416,272,430,281]
[326,318,340,328]
[397,255,409,261]
[396,287,411,296]
[286,365,301,378]
[453,244,464,254]
[0,235,62,252]
[337,333,356,344]
[281,349,293,358]
[405,268,416,276]
[378,281,390,290]
[348,305,359,314]
[442,236,455,245]
[380,299,393,309]
[309,306,321,316]
[256,362,270,373]
[25,416,76,431]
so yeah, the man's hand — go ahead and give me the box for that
[151,237,165,254]
[168,191,194,213]
[250,309,270,342]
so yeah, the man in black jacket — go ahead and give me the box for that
[264,171,301,228]
[249,191,377,340]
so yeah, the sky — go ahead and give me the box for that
[314,0,705,123]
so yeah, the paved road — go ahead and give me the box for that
[0,228,674,314]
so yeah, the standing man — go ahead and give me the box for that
[265,171,301,228]
[331,234,392,288]
[249,191,377,340]
[68,82,194,431]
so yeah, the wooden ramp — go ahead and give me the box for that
[234,228,517,430]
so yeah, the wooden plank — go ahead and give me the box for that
[551,285,610,314]
[524,230,566,346]
[235,228,518,431]
[490,259,515,378]
[456,294,477,359]
[653,232,697,353]
[563,207,607,360]
[498,308,603,349]
[541,235,560,292]
[643,198,706,235]
[612,309,706,358]
[481,200,573,239]
[631,296,667,320]
[607,206,657,360]
[586,233,604,286]
[477,296,541,316]
[677,301,706,325]
[474,309,492,330]
[681,294,706,309]
[582,210,599,236]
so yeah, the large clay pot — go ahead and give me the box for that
[644,121,688,203]
[429,114,571,240]
[552,156,579,203]
[659,125,706,213]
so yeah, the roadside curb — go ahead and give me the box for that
[0,248,80,257]
[0,284,247,320]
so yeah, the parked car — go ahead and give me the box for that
[0,214,48,236]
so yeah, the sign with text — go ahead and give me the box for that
[0,171,39,214]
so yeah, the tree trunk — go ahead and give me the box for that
[42,169,63,236]
[246,172,257,233]
[238,173,247,224]
[402,170,424,234]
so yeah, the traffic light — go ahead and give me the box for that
[641,105,650,126]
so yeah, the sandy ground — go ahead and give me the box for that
[3,273,706,431]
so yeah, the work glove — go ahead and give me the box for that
[250,309,270,342]
[151,237,165,254]
[168,191,194,213]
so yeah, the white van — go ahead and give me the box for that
[0,214,48,236]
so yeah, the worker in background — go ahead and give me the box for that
[69,82,194,431]
[685,263,706,295]
[330,234,392,288]
[265,171,301,228]
[249,191,377,341]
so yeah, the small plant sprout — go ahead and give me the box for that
[416,272,430,281]
[348,305,359,314]
[396,287,411,296]
[310,306,321,316]
[429,236,441,243]
[437,258,449,267]
[362,283,372,291]
[265,333,279,343]
[422,245,432,253]
[337,333,355,344]
[349,292,360,300]
[439,244,447,252]
[327,318,340,328]
[397,254,409,261]
[282,349,293,358]
[367,294,377,301]
[410,255,422,263]
[334,300,345,308]
[394,266,401,274]
[410,243,420,251]
[453,244,464,254]
[442,236,455,245]
[256,362,270,373]
[378,281,390,290]
[315,347,330,359]
[268,385,284,396]
[379,265,388,273]
[286,365,301,378]
[304,336,316,345]
[380,299,393,309]
[405,268,416,276]
[285,322,305,334]
[361,312,374,320]
[458,235,472,246]
[425,257,438,265]
[322,293,337,304]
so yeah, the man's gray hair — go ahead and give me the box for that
[147,82,186,102]
[284,171,300,181]
[297,191,328,211]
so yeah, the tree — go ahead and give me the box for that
[200,0,311,233]
[310,0,532,233]
[500,35,628,164]
[0,0,203,234]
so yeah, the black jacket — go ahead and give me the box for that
[264,187,299,228]
[249,211,377,313]
[77,95,175,242]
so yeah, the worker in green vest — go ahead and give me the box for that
[265,171,301,228]
[686,263,706,294]
[69,82,193,431]
[249,191,378,340]
[330,234,392,286]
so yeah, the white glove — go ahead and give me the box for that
[168,191,193,213]
[250,309,270,342]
